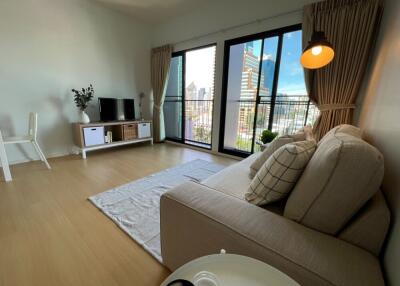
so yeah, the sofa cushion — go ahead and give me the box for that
[318,124,362,146]
[284,131,384,235]
[245,140,316,206]
[202,153,258,200]
[338,190,390,256]
[250,133,306,177]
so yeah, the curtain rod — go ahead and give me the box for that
[172,8,302,46]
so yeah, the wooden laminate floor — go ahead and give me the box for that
[0,143,237,286]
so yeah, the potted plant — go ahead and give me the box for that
[72,84,94,124]
[257,129,278,151]
[260,129,278,144]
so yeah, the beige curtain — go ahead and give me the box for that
[303,0,384,140]
[151,45,173,143]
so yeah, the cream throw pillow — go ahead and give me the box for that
[318,124,362,146]
[245,140,316,206]
[250,132,307,178]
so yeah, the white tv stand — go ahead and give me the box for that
[73,120,153,159]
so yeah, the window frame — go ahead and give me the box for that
[164,43,217,150]
[218,23,309,157]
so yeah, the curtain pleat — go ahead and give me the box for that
[303,0,384,140]
[151,45,173,143]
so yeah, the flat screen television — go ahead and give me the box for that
[98,98,135,122]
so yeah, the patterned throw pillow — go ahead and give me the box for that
[249,133,307,178]
[245,140,316,206]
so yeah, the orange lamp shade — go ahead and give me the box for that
[301,31,335,69]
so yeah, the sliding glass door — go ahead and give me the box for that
[164,45,216,149]
[220,25,319,156]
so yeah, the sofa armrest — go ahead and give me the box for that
[160,181,384,286]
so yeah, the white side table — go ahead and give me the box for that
[161,253,299,286]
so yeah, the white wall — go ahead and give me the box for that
[152,0,314,152]
[0,0,152,164]
[354,0,400,284]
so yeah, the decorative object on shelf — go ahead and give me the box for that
[139,92,145,120]
[106,131,113,143]
[301,31,334,69]
[72,84,94,124]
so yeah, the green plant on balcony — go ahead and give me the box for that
[260,129,278,144]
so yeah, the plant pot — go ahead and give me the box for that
[260,143,270,151]
[80,110,90,124]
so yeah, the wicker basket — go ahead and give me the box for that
[123,124,137,140]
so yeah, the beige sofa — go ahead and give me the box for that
[160,126,390,286]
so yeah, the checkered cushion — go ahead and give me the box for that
[245,140,316,206]
[249,132,308,178]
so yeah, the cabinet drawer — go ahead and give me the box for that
[138,122,151,138]
[123,124,137,140]
[83,126,105,146]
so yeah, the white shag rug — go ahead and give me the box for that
[88,159,225,263]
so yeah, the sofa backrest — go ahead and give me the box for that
[317,124,363,146]
[338,190,390,256]
[284,127,384,235]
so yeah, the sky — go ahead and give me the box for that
[185,46,216,93]
[252,30,307,96]
[174,30,307,98]
[277,31,307,96]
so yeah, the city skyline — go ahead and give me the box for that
[163,29,317,153]
[180,30,307,102]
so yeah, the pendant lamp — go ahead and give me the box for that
[301,31,334,69]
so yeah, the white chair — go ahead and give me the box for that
[3,112,51,170]
[0,130,12,182]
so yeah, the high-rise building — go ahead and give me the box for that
[240,46,260,101]
[261,55,275,97]
[198,88,206,100]
[186,82,197,100]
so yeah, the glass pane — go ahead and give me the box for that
[276,30,307,96]
[184,46,216,147]
[255,37,279,151]
[224,40,262,153]
[259,37,278,99]
[272,30,309,135]
[164,56,183,140]
[306,102,320,126]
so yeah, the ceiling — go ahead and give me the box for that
[92,0,214,25]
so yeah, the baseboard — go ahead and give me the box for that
[6,142,241,166]
[7,150,73,166]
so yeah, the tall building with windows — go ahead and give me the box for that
[260,54,275,98]
[240,43,260,101]
[238,45,276,141]
[225,41,277,150]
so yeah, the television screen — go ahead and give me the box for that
[99,98,135,121]
[123,99,135,120]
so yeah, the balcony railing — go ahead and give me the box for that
[229,96,319,153]
[165,96,319,153]
[164,98,213,148]
[184,100,213,146]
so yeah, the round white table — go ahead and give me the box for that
[161,253,300,286]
